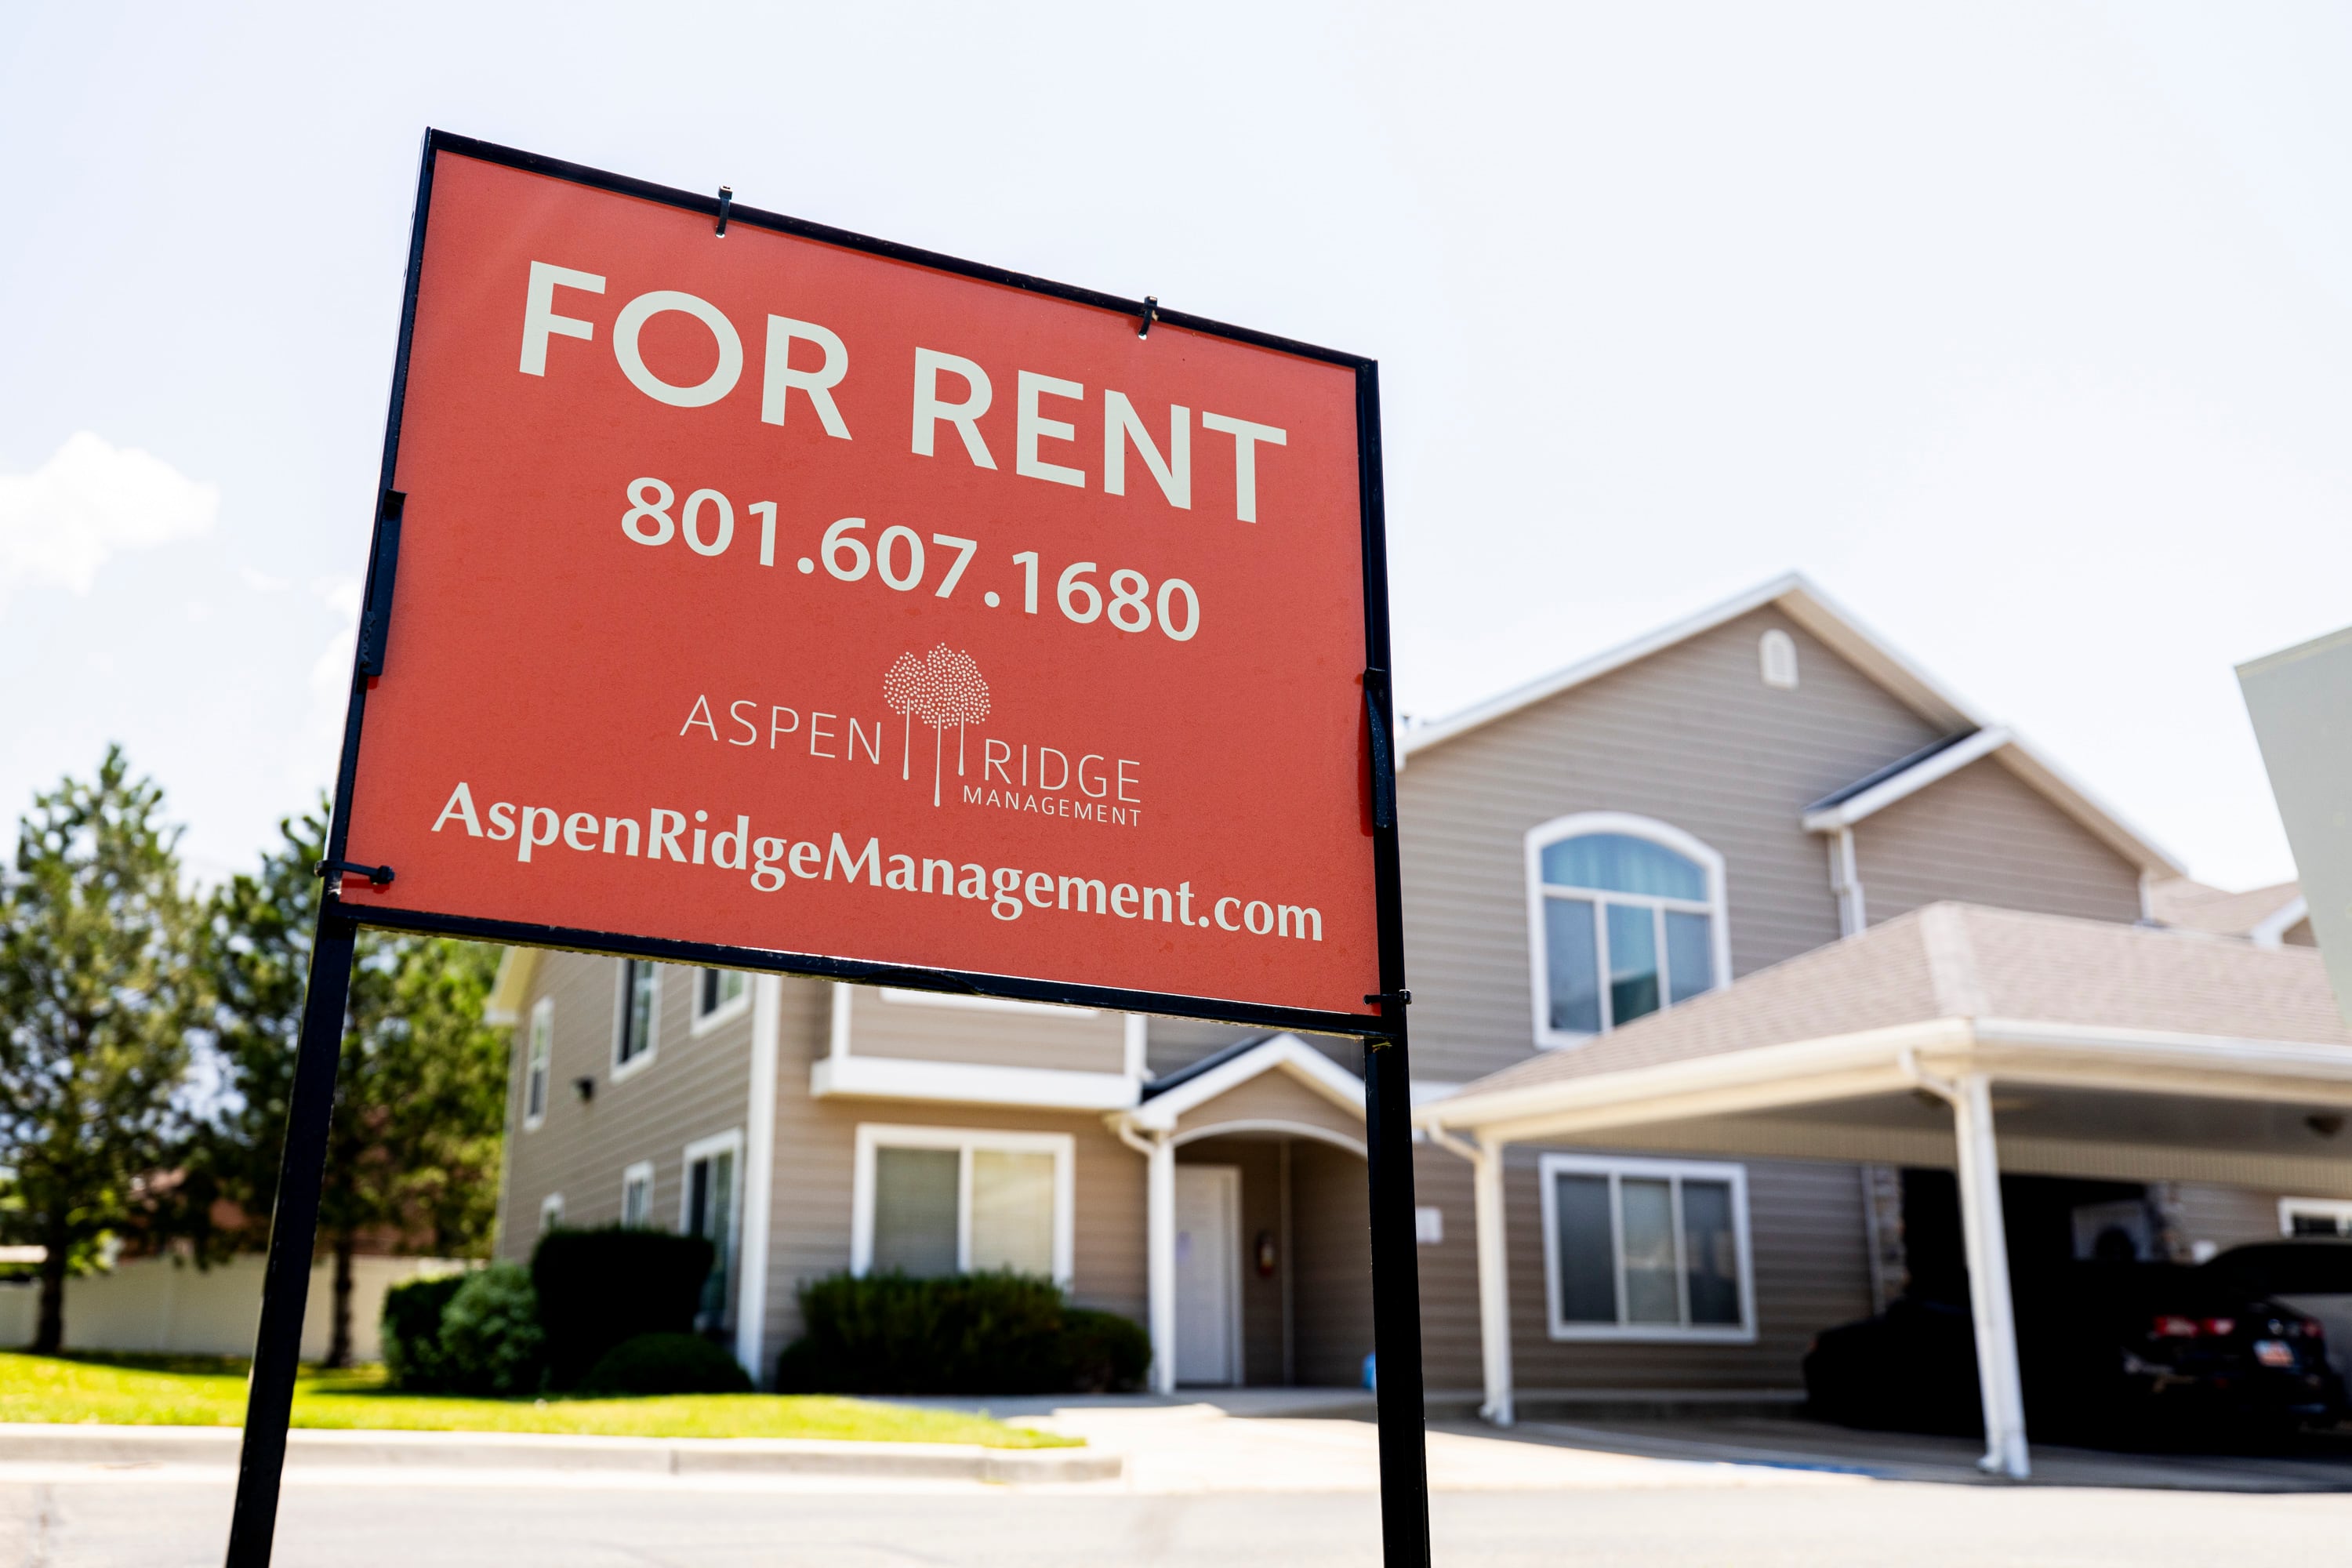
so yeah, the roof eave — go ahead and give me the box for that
[1801,727,2012,831]
[1417,1017,2352,1145]
[483,946,539,1026]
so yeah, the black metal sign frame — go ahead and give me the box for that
[223,129,1428,1568]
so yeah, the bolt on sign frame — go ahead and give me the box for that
[224,129,1428,1568]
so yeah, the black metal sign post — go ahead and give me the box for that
[221,130,1430,1568]
[1356,362,1432,1568]
[221,908,354,1568]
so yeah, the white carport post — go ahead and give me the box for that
[1472,1138,1515,1427]
[1922,1067,2029,1479]
[1429,1126,1515,1427]
[1149,1134,1177,1394]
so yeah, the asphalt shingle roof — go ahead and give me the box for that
[1452,903,2350,1103]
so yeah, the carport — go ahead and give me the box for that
[1418,902,2352,1478]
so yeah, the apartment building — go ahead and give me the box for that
[487,575,2339,1425]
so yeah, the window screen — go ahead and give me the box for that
[1552,1173,1617,1323]
[970,1149,1055,1276]
[871,1146,959,1276]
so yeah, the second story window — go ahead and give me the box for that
[1526,815,1728,1047]
[615,959,660,1074]
[694,967,749,1030]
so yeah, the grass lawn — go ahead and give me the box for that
[0,1353,1077,1448]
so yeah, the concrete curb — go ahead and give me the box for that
[0,1424,1123,1484]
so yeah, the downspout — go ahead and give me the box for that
[1827,827,1866,938]
[1900,1047,2029,1479]
[1428,1124,1514,1428]
[1115,1116,1178,1396]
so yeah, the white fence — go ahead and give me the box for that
[0,1254,470,1363]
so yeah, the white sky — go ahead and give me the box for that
[2,2,2347,891]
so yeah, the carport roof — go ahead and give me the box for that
[1425,904,2352,1134]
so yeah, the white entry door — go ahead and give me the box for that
[1174,1165,1240,1386]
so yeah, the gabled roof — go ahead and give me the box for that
[1399,573,2183,877]
[1126,1033,1363,1132]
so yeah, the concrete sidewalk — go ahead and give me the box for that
[0,1406,1854,1498]
[0,1424,1123,1485]
[978,1397,1860,1494]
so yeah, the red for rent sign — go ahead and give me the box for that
[329,133,1398,1030]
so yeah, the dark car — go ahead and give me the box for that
[1804,1243,2349,1445]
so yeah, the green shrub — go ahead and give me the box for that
[775,1271,1148,1395]
[1061,1308,1151,1393]
[439,1261,546,1396]
[379,1272,468,1392]
[576,1332,753,1396]
[531,1227,714,1389]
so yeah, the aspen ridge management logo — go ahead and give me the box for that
[884,643,993,806]
[666,648,1145,826]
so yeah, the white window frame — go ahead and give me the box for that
[619,1160,656,1228]
[538,1192,565,1235]
[691,968,752,1035]
[2280,1197,2352,1237]
[849,1123,1076,1286]
[877,986,1098,1018]
[612,959,662,1080]
[523,996,553,1131]
[1524,812,1731,1049]
[1537,1152,1755,1344]
[681,1129,746,1327]
[680,1129,746,1241]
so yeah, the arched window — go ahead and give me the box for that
[1526,814,1729,1046]
[1759,629,1798,690]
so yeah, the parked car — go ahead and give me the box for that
[1804,1243,2350,1445]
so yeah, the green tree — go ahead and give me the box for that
[201,802,507,1365]
[0,747,202,1354]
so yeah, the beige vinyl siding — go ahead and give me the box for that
[843,985,1126,1073]
[746,980,1147,1375]
[497,952,755,1260]
[1397,608,1944,1084]
[2285,918,2318,947]
[1409,1145,1878,1395]
[2169,1182,2286,1254]
[1148,1017,1262,1077]
[1856,757,2143,926]
[1170,1073,1364,1148]
[1412,1145,1483,1392]
[1489,1148,1871,1392]
[1289,1139,1374,1387]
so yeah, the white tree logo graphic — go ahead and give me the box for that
[884,644,993,806]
